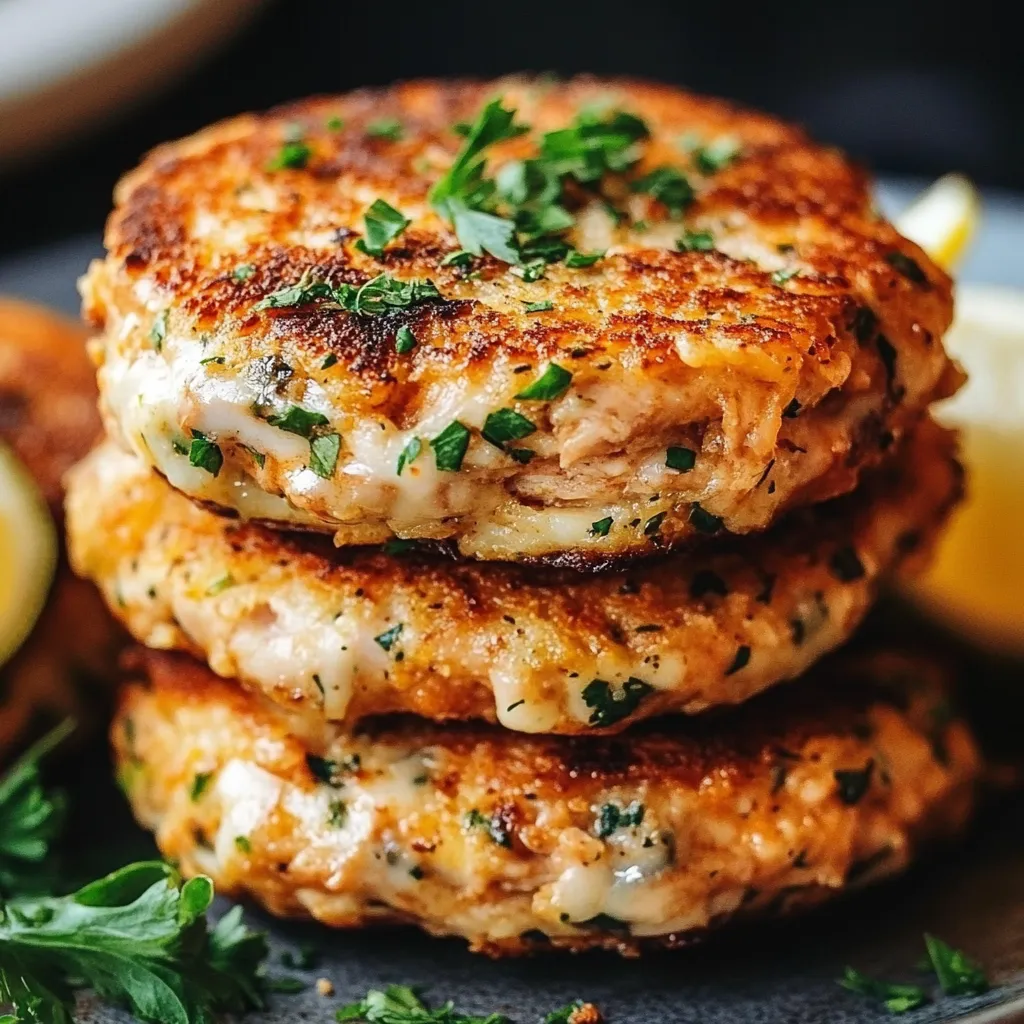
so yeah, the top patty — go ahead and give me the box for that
[83,76,957,564]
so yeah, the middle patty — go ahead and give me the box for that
[67,419,961,735]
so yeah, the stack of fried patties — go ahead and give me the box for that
[67,76,982,956]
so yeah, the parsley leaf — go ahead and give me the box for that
[666,446,696,472]
[150,311,168,351]
[366,118,404,141]
[677,230,715,252]
[374,625,403,652]
[924,934,989,996]
[395,326,417,354]
[514,363,572,400]
[688,503,723,534]
[266,406,329,438]
[481,409,536,450]
[839,967,927,1014]
[564,249,605,268]
[631,166,694,215]
[0,722,72,898]
[396,437,422,476]
[771,267,800,286]
[523,300,554,313]
[0,861,267,1024]
[464,809,512,849]
[430,421,471,471]
[267,139,312,172]
[356,199,410,258]
[581,677,654,727]
[187,431,222,477]
[693,136,742,174]
[309,433,341,479]
[256,271,441,317]
[589,517,613,537]
[540,109,649,183]
[595,801,644,838]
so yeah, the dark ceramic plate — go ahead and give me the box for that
[2,182,1023,1024]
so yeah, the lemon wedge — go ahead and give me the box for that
[895,173,980,271]
[0,440,57,669]
[903,286,1024,652]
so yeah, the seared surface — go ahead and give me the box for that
[0,298,122,758]
[83,76,956,564]
[68,420,960,734]
[114,647,982,956]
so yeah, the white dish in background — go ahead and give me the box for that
[0,0,263,168]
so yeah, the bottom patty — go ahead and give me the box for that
[114,648,982,956]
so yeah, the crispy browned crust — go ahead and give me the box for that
[0,298,99,511]
[0,298,122,758]
[114,647,982,955]
[83,76,956,560]
[67,420,962,734]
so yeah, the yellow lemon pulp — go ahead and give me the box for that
[0,441,58,669]
[903,286,1024,652]
[895,173,980,271]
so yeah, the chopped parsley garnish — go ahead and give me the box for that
[266,405,329,438]
[244,445,266,469]
[267,138,312,172]
[725,645,751,675]
[834,759,874,805]
[595,801,644,838]
[771,267,800,286]
[305,754,358,787]
[666,446,696,472]
[187,431,223,477]
[463,809,512,849]
[0,862,267,1024]
[199,355,225,366]
[396,437,422,476]
[514,363,572,400]
[339,985,528,1024]
[829,545,866,582]
[150,310,168,351]
[839,968,927,1014]
[326,115,344,131]
[677,230,715,252]
[374,624,403,652]
[232,263,256,282]
[507,447,535,463]
[234,835,252,854]
[256,270,441,317]
[309,433,341,478]
[440,249,474,268]
[523,300,554,313]
[383,538,419,556]
[924,934,989,996]
[689,503,723,534]
[395,325,417,354]
[885,251,927,285]
[190,772,213,802]
[631,165,694,215]
[205,574,235,596]
[327,800,347,829]
[581,677,654,727]
[590,517,613,538]
[564,249,605,268]
[356,199,410,258]
[540,108,649,183]
[481,409,536,450]
[366,118,404,141]
[693,136,742,174]
[430,421,471,471]
[322,353,338,369]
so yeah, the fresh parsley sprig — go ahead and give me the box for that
[0,862,267,1024]
[0,722,73,898]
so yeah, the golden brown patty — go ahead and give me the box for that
[68,420,960,735]
[114,647,982,956]
[82,75,957,565]
[0,297,122,759]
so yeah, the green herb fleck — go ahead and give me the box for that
[374,624,403,652]
[581,677,654,728]
[689,503,723,534]
[327,800,347,828]
[482,409,536,450]
[515,363,572,401]
[666,446,696,472]
[326,115,344,131]
[232,264,255,282]
[677,230,716,252]
[523,300,554,313]
[366,118,404,141]
[150,310,168,351]
[693,137,742,174]
[321,353,338,369]
[396,437,422,476]
[304,754,359,787]
[267,139,312,172]
[199,355,225,366]
[596,801,645,838]
[356,199,410,258]
[309,433,341,478]
[266,976,307,994]
[190,772,213,802]
[772,267,800,286]
[234,835,252,854]
[395,325,416,354]
[266,406,329,438]
[839,967,928,1014]
[631,165,694,215]
[564,249,605,268]
[188,431,223,477]
[590,517,613,538]
[206,574,235,597]
[924,933,989,996]
[430,421,471,471]
[463,809,512,848]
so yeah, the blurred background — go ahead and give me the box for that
[0,0,1021,259]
